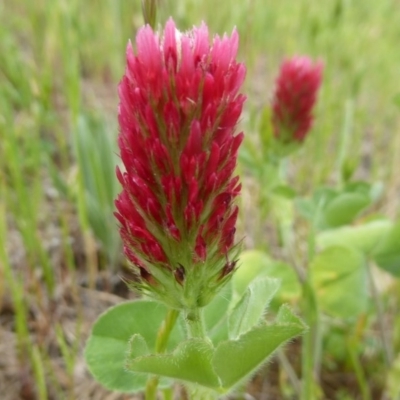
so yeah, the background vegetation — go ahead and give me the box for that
[1,0,400,399]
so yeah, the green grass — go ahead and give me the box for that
[1,0,400,398]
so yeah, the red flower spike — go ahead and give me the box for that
[272,56,323,143]
[115,18,245,309]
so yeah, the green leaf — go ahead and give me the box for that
[344,180,384,203]
[233,250,276,296]
[310,246,368,318]
[127,334,150,358]
[233,250,301,309]
[270,193,294,228]
[313,186,337,205]
[296,187,336,223]
[316,219,392,255]
[229,277,279,339]
[344,181,372,195]
[323,192,370,228]
[297,185,378,229]
[265,262,301,308]
[272,185,297,199]
[126,338,220,389]
[214,305,306,390]
[295,197,315,221]
[85,300,184,392]
[340,157,358,183]
[372,220,400,277]
[204,282,232,345]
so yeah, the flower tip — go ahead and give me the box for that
[125,40,134,58]
[230,26,239,44]
[165,16,176,31]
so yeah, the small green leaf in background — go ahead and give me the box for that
[271,184,297,199]
[296,186,336,223]
[233,250,275,296]
[229,277,279,339]
[340,157,358,183]
[127,334,150,358]
[126,338,220,389]
[234,250,301,309]
[310,245,368,318]
[344,180,384,203]
[295,197,316,221]
[323,192,370,228]
[297,183,379,230]
[214,305,306,391]
[316,219,392,255]
[84,300,184,392]
[372,220,400,277]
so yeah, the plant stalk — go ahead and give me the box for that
[162,387,174,400]
[278,158,321,400]
[185,307,206,339]
[277,350,301,396]
[365,261,393,366]
[300,281,319,400]
[184,308,220,400]
[346,334,371,400]
[145,309,180,400]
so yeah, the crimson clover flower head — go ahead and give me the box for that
[115,19,246,309]
[272,56,323,145]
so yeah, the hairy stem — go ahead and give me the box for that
[145,309,180,400]
[185,307,206,339]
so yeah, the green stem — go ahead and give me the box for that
[346,335,371,400]
[162,387,174,400]
[185,307,206,339]
[279,169,321,399]
[183,308,217,400]
[300,281,319,400]
[286,226,318,399]
[365,261,393,366]
[299,206,323,400]
[277,350,301,396]
[145,309,180,400]
[156,309,180,353]
[145,377,159,400]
